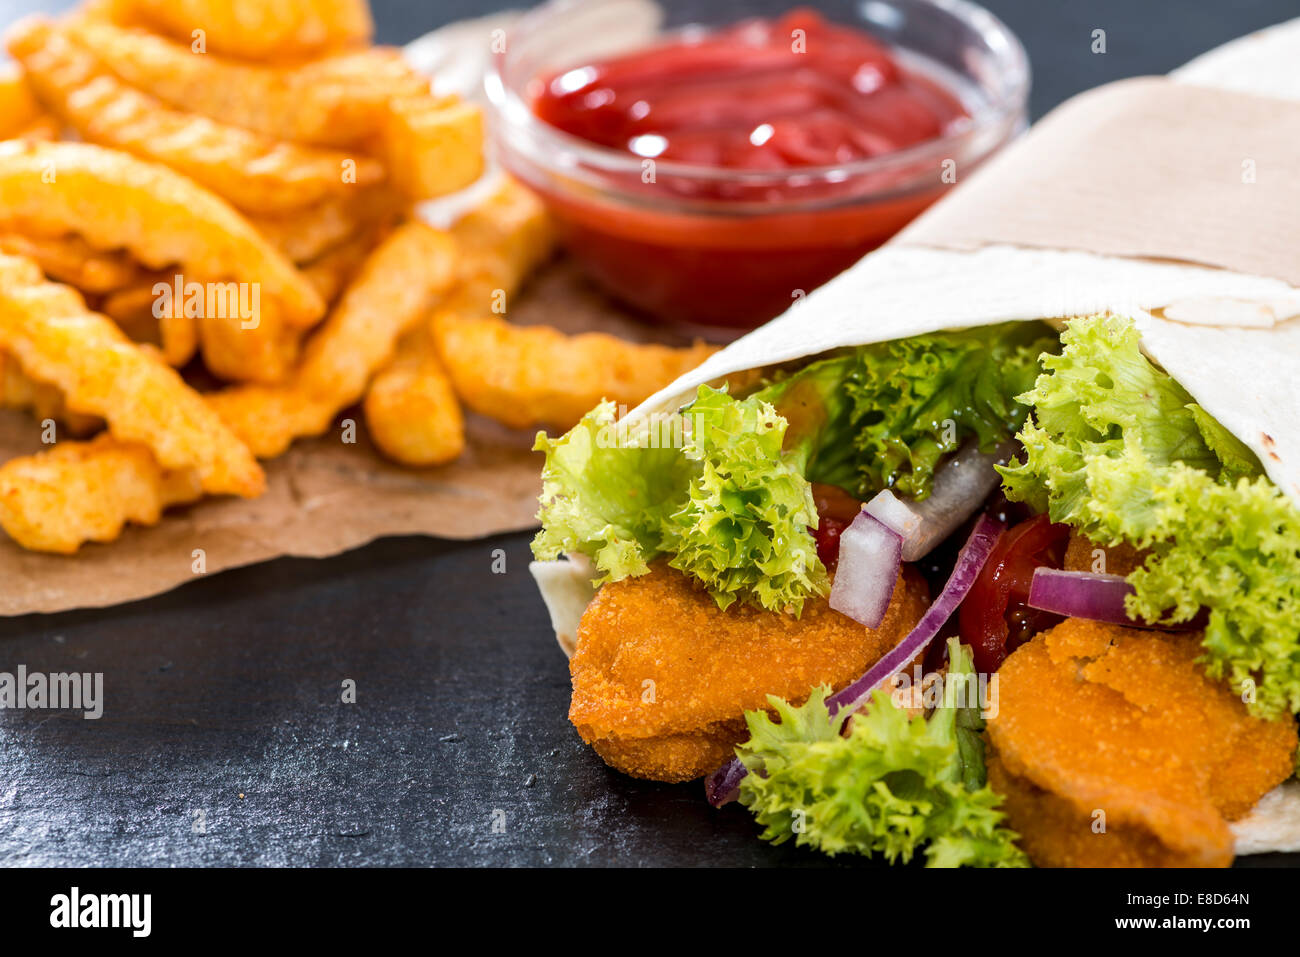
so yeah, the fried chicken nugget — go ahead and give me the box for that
[0,434,201,553]
[569,564,931,782]
[206,221,458,458]
[381,95,484,201]
[986,618,1297,867]
[0,254,263,497]
[65,19,427,148]
[0,231,142,293]
[9,19,385,214]
[0,141,324,328]
[117,0,372,62]
[432,312,718,431]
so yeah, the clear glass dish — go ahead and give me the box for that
[486,0,1029,333]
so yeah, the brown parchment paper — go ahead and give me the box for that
[0,259,677,616]
[899,77,1300,286]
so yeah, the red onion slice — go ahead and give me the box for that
[706,511,1005,807]
[1027,568,1134,623]
[828,512,902,629]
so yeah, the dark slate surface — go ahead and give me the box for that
[1,0,1297,867]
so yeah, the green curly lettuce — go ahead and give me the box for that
[533,323,1057,615]
[758,322,1057,500]
[663,386,827,613]
[736,639,1027,867]
[532,387,828,615]
[532,399,695,585]
[999,314,1300,717]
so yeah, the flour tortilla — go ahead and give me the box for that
[529,16,1300,854]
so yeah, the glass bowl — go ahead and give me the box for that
[485,0,1029,334]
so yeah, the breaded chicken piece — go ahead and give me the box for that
[569,564,931,782]
[1063,530,1147,577]
[987,618,1297,867]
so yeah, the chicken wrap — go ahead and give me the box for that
[528,18,1300,867]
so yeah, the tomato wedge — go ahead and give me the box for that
[958,513,1070,673]
[810,483,863,568]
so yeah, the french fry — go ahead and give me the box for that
[362,333,464,466]
[0,140,324,324]
[449,177,555,302]
[363,180,552,465]
[0,63,44,137]
[0,141,325,329]
[300,222,388,304]
[100,281,200,368]
[0,434,200,553]
[381,95,484,201]
[207,221,458,458]
[0,253,263,497]
[9,18,385,214]
[431,312,719,431]
[248,188,404,264]
[65,19,428,148]
[0,349,100,436]
[198,309,301,385]
[118,0,373,63]
[0,231,142,293]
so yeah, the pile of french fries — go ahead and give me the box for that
[0,0,715,554]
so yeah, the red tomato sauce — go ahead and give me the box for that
[519,9,971,329]
[533,9,967,177]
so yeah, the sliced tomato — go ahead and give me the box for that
[958,513,1070,673]
[810,483,862,568]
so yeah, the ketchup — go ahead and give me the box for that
[516,9,976,329]
[533,9,967,179]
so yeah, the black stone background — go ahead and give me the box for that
[0,0,1296,866]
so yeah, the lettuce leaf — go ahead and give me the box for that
[736,639,1027,867]
[999,314,1300,716]
[663,386,828,613]
[532,400,695,584]
[532,389,829,615]
[533,323,1056,615]
[759,323,1056,500]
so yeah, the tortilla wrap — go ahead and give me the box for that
[529,17,1300,853]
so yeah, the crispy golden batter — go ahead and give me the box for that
[1063,530,1147,577]
[433,312,718,431]
[0,253,263,497]
[0,433,200,554]
[207,221,458,458]
[381,95,483,201]
[569,564,931,782]
[115,0,372,62]
[0,141,324,328]
[10,19,385,214]
[987,618,1297,867]
[0,230,142,293]
[65,19,425,148]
